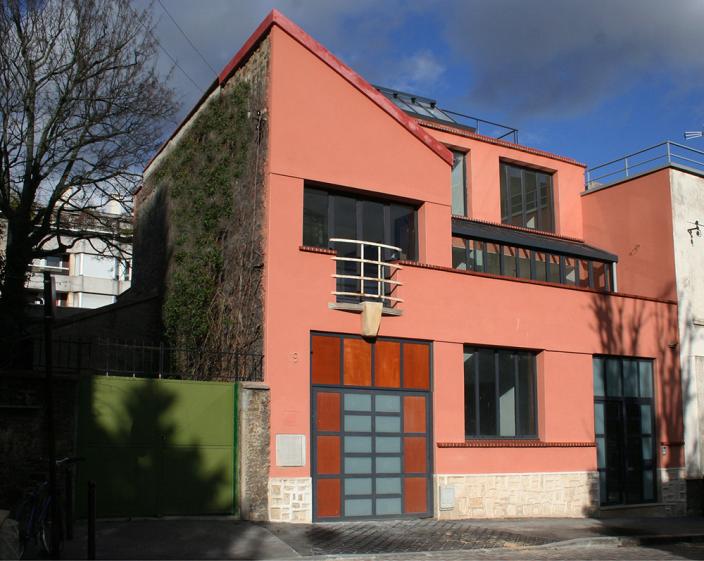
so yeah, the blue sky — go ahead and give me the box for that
[145,0,704,169]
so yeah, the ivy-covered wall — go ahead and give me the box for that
[133,38,269,375]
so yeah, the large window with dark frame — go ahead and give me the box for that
[464,347,537,439]
[452,236,614,292]
[500,162,554,232]
[303,186,417,260]
[593,356,656,506]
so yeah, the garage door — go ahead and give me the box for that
[77,376,236,517]
[311,333,432,521]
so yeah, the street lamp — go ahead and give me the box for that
[684,130,704,140]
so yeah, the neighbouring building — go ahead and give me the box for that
[132,10,698,521]
[1,207,132,310]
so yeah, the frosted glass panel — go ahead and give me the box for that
[345,415,371,432]
[345,478,372,495]
[375,436,401,453]
[376,497,402,515]
[375,416,400,433]
[345,457,372,474]
[345,436,372,453]
[345,498,372,516]
[375,395,400,413]
[345,394,372,412]
[375,456,401,473]
[375,477,401,494]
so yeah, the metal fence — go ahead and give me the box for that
[586,141,704,190]
[0,337,263,382]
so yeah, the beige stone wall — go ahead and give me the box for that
[660,467,687,515]
[268,477,312,522]
[435,471,599,519]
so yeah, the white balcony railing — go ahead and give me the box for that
[329,238,403,313]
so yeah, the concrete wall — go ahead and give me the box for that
[581,168,676,301]
[670,169,704,480]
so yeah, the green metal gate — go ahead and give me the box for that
[77,376,237,517]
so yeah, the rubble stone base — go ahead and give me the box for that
[268,477,312,522]
[435,471,599,519]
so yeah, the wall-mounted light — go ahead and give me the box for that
[687,220,701,245]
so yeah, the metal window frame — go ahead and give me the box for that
[310,332,434,522]
[464,346,539,440]
[593,355,657,506]
[499,161,556,233]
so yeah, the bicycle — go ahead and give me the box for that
[11,456,83,558]
[11,479,62,558]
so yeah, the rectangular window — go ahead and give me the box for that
[464,347,538,438]
[500,162,555,232]
[451,150,467,216]
[302,186,417,260]
[449,236,615,292]
[593,356,656,505]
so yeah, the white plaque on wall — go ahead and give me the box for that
[276,434,306,467]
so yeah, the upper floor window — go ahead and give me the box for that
[500,162,554,232]
[451,150,467,216]
[303,185,417,260]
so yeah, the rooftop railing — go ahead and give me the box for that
[329,238,403,313]
[586,141,704,190]
[439,109,519,143]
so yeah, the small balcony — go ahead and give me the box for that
[328,238,403,316]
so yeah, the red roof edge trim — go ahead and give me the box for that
[218,10,277,84]
[418,119,586,169]
[255,10,453,167]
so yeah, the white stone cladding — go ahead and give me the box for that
[670,168,704,478]
[435,471,599,518]
[268,477,312,522]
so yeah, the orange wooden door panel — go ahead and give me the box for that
[403,477,427,513]
[375,341,401,387]
[316,435,341,475]
[312,336,341,385]
[403,436,427,473]
[316,392,341,432]
[343,338,372,386]
[403,395,426,433]
[403,343,430,389]
[316,479,341,518]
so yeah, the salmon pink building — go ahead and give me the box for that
[133,11,696,522]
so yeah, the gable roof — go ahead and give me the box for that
[145,9,453,173]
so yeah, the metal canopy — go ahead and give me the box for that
[452,219,618,263]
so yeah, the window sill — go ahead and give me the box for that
[299,245,336,255]
[437,440,595,448]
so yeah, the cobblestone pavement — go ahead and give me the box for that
[313,542,704,560]
[261,519,549,556]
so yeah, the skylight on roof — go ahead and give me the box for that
[375,85,461,128]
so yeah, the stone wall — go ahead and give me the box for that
[268,477,312,522]
[435,471,598,519]
[238,382,270,521]
[660,467,687,516]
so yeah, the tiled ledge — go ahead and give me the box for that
[438,440,595,448]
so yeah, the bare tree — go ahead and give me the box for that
[0,0,177,335]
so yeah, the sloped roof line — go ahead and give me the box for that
[217,9,454,167]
